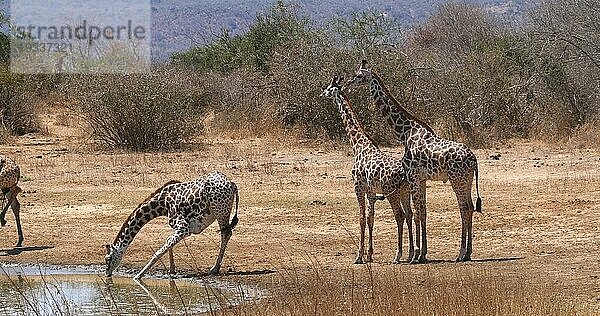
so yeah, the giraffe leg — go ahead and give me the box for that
[399,187,414,263]
[365,195,376,262]
[168,247,175,275]
[0,187,19,227]
[2,187,23,247]
[208,204,238,275]
[354,187,367,264]
[208,225,234,275]
[464,208,474,261]
[12,196,23,247]
[0,198,8,227]
[410,181,427,264]
[387,194,406,264]
[451,174,475,262]
[135,230,189,280]
[413,213,420,263]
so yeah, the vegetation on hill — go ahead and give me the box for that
[0,0,598,150]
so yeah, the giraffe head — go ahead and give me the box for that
[320,76,344,98]
[346,60,372,87]
[105,244,124,277]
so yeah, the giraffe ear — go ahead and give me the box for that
[337,76,345,88]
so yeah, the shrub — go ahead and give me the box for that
[64,67,208,151]
[0,71,40,140]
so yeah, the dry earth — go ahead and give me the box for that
[0,112,599,310]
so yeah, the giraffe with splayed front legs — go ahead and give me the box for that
[105,172,239,279]
[0,155,23,247]
[321,76,414,263]
[347,61,482,263]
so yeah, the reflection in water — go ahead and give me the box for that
[0,265,261,315]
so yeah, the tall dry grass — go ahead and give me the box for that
[232,263,582,316]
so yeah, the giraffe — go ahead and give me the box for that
[105,171,239,279]
[0,155,23,247]
[347,60,482,263]
[320,76,414,263]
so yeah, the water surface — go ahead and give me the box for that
[0,264,258,315]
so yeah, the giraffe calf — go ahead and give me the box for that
[105,172,239,279]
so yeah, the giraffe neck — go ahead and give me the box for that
[111,196,167,252]
[334,92,378,156]
[369,72,436,147]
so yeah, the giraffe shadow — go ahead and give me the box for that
[427,257,525,264]
[223,269,276,276]
[0,245,54,256]
[169,268,276,279]
[190,269,277,277]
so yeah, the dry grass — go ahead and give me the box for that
[234,263,584,316]
[0,119,599,314]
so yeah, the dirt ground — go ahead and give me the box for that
[1,112,599,309]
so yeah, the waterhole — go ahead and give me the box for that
[0,264,261,315]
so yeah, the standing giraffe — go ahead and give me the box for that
[105,172,239,279]
[0,155,23,247]
[347,61,482,263]
[321,76,414,263]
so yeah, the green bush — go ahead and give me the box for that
[172,0,308,74]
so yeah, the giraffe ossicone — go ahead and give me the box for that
[105,172,239,279]
[347,61,482,263]
[321,76,415,264]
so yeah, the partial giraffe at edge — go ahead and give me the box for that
[321,76,415,264]
[105,171,239,279]
[347,60,482,263]
[0,155,23,248]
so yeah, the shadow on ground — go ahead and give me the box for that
[427,257,525,264]
[0,245,54,256]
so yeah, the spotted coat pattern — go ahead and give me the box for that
[321,76,414,264]
[105,171,239,279]
[0,155,23,247]
[347,61,482,263]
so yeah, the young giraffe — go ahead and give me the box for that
[0,155,23,247]
[321,76,414,263]
[105,171,239,279]
[347,61,482,263]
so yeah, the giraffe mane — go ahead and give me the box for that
[112,180,182,245]
[370,71,436,136]
[136,179,182,209]
[338,88,380,149]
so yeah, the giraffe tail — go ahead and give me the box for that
[224,183,239,234]
[475,164,482,213]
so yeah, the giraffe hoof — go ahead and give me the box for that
[354,257,364,264]
[207,267,220,275]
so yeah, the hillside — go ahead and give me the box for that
[0,0,537,61]
[151,0,537,60]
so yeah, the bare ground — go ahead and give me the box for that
[0,114,599,309]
